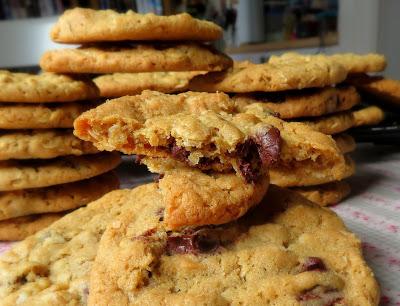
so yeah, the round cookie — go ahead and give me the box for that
[0,170,268,305]
[353,106,385,127]
[333,133,356,154]
[188,60,347,93]
[0,70,99,103]
[291,181,351,207]
[0,171,119,221]
[269,52,386,73]
[88,185,379,306]
[0,102,94,129]
[300,111,355,135]
[270,154,355,187]
[0,213,64,241]
[0,130,98,160]
[233,85,360,119]
[347,74,400,107]
[40,43,233,74]
[94,71,207,97]
[0,152,121,191]
[51,8,222,43]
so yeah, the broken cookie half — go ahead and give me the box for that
[74,91,281,182]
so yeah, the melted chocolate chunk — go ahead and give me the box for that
[168,140,190,162]
[252,127,281,167]
[301,257,327,272]
[298,286,344,305]
[238,160,260,183]
[166,231,219,255]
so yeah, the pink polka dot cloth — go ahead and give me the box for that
[0,146,399,304]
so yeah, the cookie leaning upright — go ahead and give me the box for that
[40,8,232,74]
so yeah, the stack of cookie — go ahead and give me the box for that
[185,53,388,206]
[0,71,121,241]
[39,7,232,99]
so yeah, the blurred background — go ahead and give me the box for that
[0,0,399,79]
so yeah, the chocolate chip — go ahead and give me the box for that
[166,231,219,255]
[238,160,260,183]
[301,257,327,272]
[168,140,190,162]
[252,127,281,167]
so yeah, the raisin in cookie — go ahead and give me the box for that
[88,185,379,306]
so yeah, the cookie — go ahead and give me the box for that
[0,188,130,305]
[0,70,99,103]
[233,85,360,119]
[269,52,387,73]
[0,213,64,241]
[0,169,269,304]
[51,8,222,43]
[88,185,379,306]
[0,130,98,160]
[94,71,207,97]
[270,154,355,187]
[300,111,355,135]
[74,91,346,183]
[0,102,95,129]
[188,60,347,93]
[291,181,351,207]
[333,133,356,154]
[40,43,233,74]
[347,73,400,106]
[0,152,121,191]
[0,172,119,221]
[353,106,385,127]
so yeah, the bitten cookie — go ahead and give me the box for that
[74,91,347,184]
[94,71,207,97]
[0,70,99,103]
[0,130,98,160]
[233,85,360,119]
[269,52,386,73]
[0,102,95,129]
[40,43,232,74]
[291,181,351,207]
[0,172,119,221]
[188,60,347,93]
[51,8,223,43]
[0,213,64,241]
[88,185,379,306]
[0,152,121,191]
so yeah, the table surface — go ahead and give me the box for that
[0,144,399,305]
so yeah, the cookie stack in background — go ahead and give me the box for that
[187,54,387,207]
[0,71,121,241]
[39,7,232,100]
